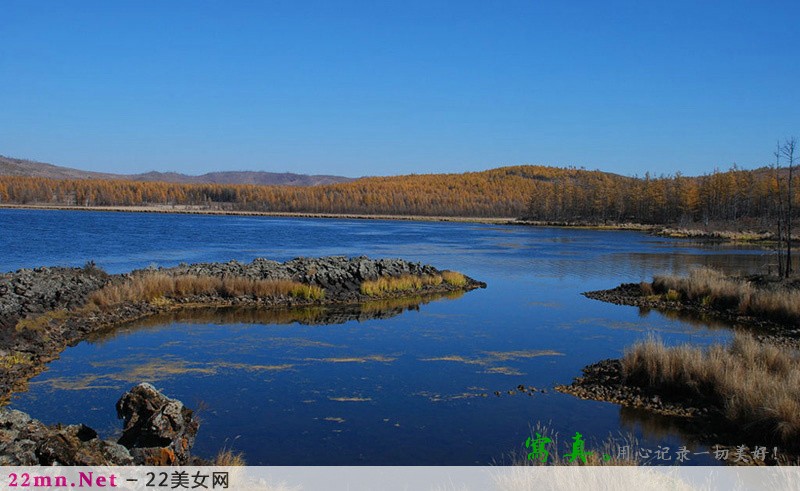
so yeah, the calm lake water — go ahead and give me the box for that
[0,209,770,464]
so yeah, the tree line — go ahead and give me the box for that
[0,163,796,230]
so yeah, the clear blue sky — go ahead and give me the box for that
[1,1,798,178]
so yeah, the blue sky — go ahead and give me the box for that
[1,1,798,177]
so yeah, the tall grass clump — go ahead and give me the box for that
[622,334,800,447]
[89,273,323,308]
[441,270,467,287]
[360,274,445,296]
[213,448,246,466]
[651,268,800,325]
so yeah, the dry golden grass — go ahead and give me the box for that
[0,352,32,369]
[15,309,70,333]
[360,273,445,296]
[651,268,800,324]
[213,448,246,466]
[89,273,323,308]
[622,334,800,446]
[441,270,467,287]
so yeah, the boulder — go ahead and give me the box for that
[116,383,199,465]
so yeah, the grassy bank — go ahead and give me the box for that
[648,268,800,325]
[89,273,325,306]
[623,334,800,448]
[359,271,467,296]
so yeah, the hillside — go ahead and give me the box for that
[0,159,792,226]
[0,156,118,180]
[0,155,352,187]
[0,164,557,216]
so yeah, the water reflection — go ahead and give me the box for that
[2,212,772,464]
[86,290,465,345]
[638,308,739,331]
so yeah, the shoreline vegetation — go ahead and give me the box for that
[0,256,485,465]
[0,160,797,245]
[583,268,800,341]
[559,268,800,462]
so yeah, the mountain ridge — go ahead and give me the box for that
[0,155,353,186]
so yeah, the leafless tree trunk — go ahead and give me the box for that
[774,144,785,278]
[782,138,796,276]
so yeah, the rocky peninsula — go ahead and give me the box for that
[0,256,485,464]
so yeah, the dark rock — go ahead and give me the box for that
[0,409,133,465]
[37,425,134,465]
[0,266,110,330]
[116,383,199,465]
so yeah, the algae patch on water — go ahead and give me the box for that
[420,349,564,376]
[481,350,564,361]
[304,355,397,363]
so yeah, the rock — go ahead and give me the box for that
[162,256,484,298]
[0,265,110,329]
[0,409,133,465]
[37,425,134,465]
[116,383,199,465]
[0,384,200,465]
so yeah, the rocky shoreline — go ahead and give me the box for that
[0,383,200,465]
[555,359,708,419]
[583,282,800,347]
[554,360,786,464]
[0,256,485,465]
[557,277,800,462]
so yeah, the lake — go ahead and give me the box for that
[0,209,770,465]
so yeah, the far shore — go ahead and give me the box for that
[0,203,516,224]
[0,203,787,244]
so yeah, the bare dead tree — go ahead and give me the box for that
[774,143,785,278]
[782,138,796,276]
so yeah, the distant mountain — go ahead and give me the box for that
[131,170,352,186]
[0,155,353,186]
[0,156,118,180]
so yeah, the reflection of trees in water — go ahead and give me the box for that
[618,405,708,449]
[638,302,780,338]
[86,290,465,345]
[552,251,768,281]
[636,306,736,331]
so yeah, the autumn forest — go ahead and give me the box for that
[0,163,797,231]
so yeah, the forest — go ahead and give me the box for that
[0,163,796,231]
